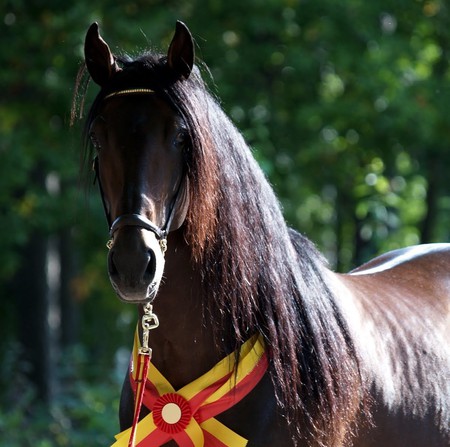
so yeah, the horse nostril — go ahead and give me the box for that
[108,250,119,278]
[144,249,157,281]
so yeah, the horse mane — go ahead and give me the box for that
[73,52,367,446]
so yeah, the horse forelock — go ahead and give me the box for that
[74,52,368,446]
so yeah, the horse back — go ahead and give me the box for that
[334,244,450,446]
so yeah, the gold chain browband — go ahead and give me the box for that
[104,88,155,100]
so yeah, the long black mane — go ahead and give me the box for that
[74,52,367,446]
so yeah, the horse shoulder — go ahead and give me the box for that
[326,243,450,445]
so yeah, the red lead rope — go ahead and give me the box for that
[128,351,150,447]
[128,303,159,447]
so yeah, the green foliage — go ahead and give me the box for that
[0,343,122,446]
[2,0,448,277]
[1,0,449,442]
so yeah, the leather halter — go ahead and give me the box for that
[92,88,186,246]
[109,214,167,240]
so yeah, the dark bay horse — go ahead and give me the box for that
[75,21,449,446]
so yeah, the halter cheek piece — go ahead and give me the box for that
[93,88,185,254]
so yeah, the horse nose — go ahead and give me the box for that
[108,246,156,283]
[106,228,164,302]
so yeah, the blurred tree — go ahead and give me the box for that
[187,0,450,268]
[0,0,449,444]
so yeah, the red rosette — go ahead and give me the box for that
[152,393,192,434]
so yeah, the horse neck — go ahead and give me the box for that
[140,228,219,389]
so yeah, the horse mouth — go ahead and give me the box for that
[111,279,160,304]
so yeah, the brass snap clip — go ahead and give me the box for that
[140,302,159,355]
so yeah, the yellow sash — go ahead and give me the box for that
[112,332,268,447]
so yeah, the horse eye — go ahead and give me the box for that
[90,132,102,151]
[174,130,188,149]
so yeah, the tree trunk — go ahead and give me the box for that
[59,229,80,347]
[16,233,53,403]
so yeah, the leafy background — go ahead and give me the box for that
[1,0,449,445]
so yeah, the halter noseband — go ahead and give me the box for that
[93,88,186,252]
[109,214,167,240]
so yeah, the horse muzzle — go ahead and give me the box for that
[107,215,166,303]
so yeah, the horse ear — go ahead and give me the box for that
[84,22,120,86]
[167,21,195,80]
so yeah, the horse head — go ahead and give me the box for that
[84,22,193,303]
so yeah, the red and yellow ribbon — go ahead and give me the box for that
[112,331,268,447]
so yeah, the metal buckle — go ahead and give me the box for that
[159,238,167,255]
